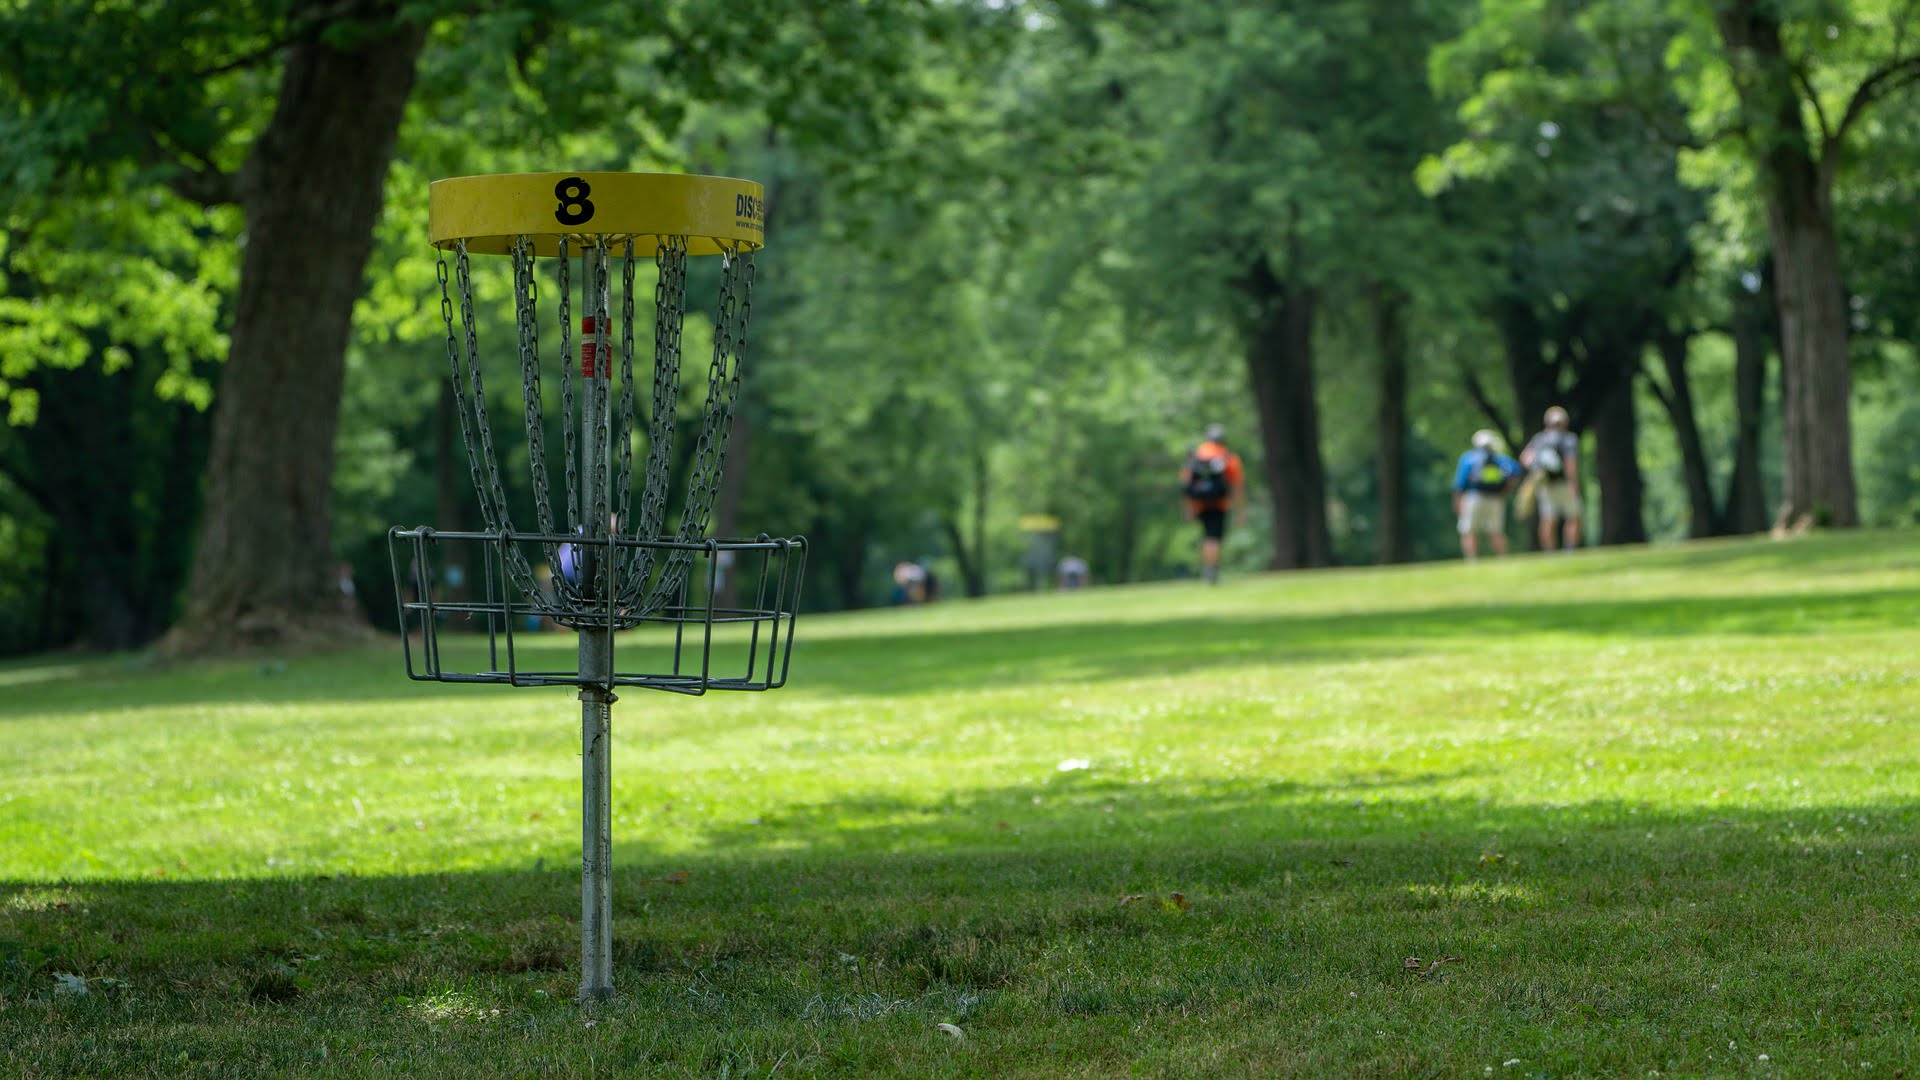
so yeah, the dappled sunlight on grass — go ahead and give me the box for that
[4,886,85,915]
[1401,882,1540,909]
[400,988,503,1024]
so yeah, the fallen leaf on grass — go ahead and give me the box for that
[1164,892,1192,912]
[934,1022,965,1041]
[1403,956,1465,979]
[1119,894,1145,905]
[660,870,690,884]
[1479,848,1504,866]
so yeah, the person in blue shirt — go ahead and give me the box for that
[1452,429,1521,561]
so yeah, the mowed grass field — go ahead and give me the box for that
[3,532,1919,1077]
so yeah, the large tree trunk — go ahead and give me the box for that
[1767,210,1856,526]
[1714,2,1858,528]
[1590,359,1647,545]
[165,7,426,653]
[1649,330,1722,538]
[1239,254,1330,570]
[1723,278,1773,534]
[1373,285,1412,564]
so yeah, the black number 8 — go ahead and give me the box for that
[554,177,595,226]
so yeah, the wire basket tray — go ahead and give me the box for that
[389,526,805,694]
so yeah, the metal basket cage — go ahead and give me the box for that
[389,526,804,694]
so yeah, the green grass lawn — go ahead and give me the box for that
[4,532,1919,1077]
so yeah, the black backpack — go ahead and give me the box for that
[1536,443,1567,480]
[1183,451,1231,501]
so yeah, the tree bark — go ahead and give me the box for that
[940,517,983,599]
[1723,277,1773,534]
[1372,285,1412,564]
[1590,359,1647,545]
[1238,253,1330,570]
[1496,296,1556,449]
[165,6,426,653]
[1714,2,1859,527]
[1649,330,1721,538]
[1767,212,1855,526]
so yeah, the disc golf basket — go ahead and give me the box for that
[387,172,804,1001]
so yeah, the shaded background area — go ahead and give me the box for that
[5,0,1920,654]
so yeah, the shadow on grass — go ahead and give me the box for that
[5,774,1915,1001]
[8,769,1920,1074]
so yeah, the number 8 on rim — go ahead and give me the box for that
[428,171,766,257]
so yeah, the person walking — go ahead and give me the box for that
[1180,423,1245,584]
[1521,405,1583,551]
[1452,429,1520,561]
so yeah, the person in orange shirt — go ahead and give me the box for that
[1180,424,1246,585]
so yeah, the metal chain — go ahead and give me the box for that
[649,244,754,608]
[682,244,754,542]
[557,238,579,542]
[614,238,639,545]
[437,251,495,536]
[447,242,544,605]
[586,238,613,598]
[513,239,561,596]
[621,234,689,605]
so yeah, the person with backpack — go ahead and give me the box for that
[1180,423,1245,584]
[1452,429,1520,561]
[1521,405,1583,551]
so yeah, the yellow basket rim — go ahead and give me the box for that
[429,171,764,257]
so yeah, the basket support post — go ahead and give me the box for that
[577,244,618,1002]
[578,681,614,1001]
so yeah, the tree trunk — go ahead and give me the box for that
[1496,296,1556,449]
[1239,254,1330,570]
[1650,330,1721,538]
[1373,285,1412,564]
[821,517,869,610]
[942,509,987,599]
[1590,359,1647,545]
[1768,212,1856,526]
[1723,277,1773,534]
[1714,2,1858,528]
[165,7,426,653]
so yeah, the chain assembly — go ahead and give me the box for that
[431,231,754,624]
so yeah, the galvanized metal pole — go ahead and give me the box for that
[578,246,616,1002]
